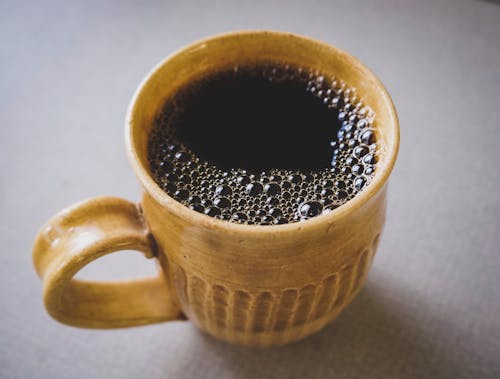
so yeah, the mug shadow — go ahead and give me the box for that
[178,270,465,379]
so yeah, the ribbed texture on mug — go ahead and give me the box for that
[175,234,379,346]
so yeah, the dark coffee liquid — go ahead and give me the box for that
[173,67,339,170]
[148,63,377,225]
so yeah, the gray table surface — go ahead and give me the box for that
[1,0,499,378]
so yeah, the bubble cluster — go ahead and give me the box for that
[148,64,378,225]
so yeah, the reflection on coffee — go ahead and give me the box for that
[148,63,378,225]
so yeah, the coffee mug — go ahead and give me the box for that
[33,30,399,347]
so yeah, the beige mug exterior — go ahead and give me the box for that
[33,30,399,347]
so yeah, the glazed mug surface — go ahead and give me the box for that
[33,30,399,347]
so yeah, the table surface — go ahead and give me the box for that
[1,0,499,378]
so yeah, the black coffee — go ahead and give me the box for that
[148,63,377,225]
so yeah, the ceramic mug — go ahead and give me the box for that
[33,31,399,347]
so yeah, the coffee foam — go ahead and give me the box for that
[148,63,377,225]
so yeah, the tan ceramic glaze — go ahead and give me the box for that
[33,31,399,347]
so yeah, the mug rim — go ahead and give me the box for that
[126,30,399,235]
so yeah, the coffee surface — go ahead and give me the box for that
[148,63,378,224]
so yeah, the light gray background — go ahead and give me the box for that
[1,0,499,378]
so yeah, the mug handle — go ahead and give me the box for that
[33,196,184,328]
